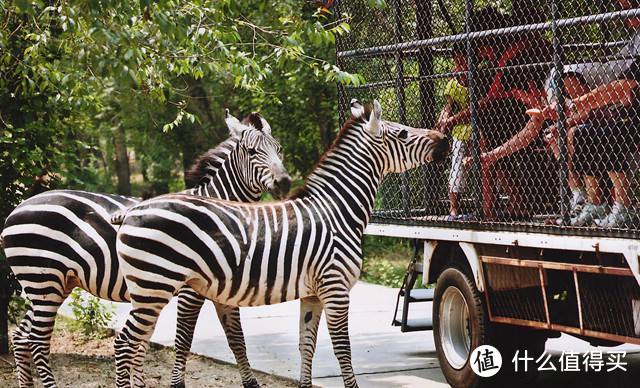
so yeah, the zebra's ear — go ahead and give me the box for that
[258,116,272,136]
[225,109,246,138]
[366,99,383,136]
[256,114,271,135]
[350,98,365,118]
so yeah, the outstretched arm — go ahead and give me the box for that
[463,86,546,166]
[434,95,454,134]
[569,79,639,126]
[541,79,639,126]
[480,114,546,164]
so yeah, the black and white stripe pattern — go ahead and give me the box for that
[113,100,448,388]
[2,111,290,388]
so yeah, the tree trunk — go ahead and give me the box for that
[113,125,131,196]
[0,259,10,355]
[318,116,334,151]
[181,77,227,186]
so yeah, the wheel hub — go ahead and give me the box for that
[440,285,471,370]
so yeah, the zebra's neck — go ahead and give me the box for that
[184,138,261,202]
[295,123,383,239]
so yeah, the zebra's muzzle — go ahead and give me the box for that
[431,135,449,163]
[269,175,292,199]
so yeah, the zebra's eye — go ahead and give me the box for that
[248,147,257,155]
[398,130,408,140]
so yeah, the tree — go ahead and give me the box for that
[1,1,365,352]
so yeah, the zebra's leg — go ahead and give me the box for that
[131,341,149,388]
[213,302,259,388]
[170,287,205,388]
[298,296,323,388]
[115,294,172,388]
[12,304,35,388]
[28,295,65,388]
[320,291,358,388]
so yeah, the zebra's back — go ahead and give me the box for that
[117,194,333,307]
[2,189,139,302]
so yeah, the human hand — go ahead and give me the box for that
[463,153,496,168]
[543,125,559,145]
[434,118,453,134]
[543,125,560,157]
[542,103,559,121]
[542,100,580,121]
[480,152,497,167]
[512,89,546,111]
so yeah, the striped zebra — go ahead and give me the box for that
[1,110,291,388]
[113,100,448,388]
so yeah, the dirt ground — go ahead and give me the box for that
[0,324,298,388]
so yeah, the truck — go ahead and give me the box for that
[334,0,640,386]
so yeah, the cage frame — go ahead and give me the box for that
[336,0,640,239]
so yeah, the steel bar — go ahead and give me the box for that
[480,256,634,277]
[338,9,640,59]
[490,316,640,345]
[551,0,571,225]
[573,269,585,333]
[539,265,552,327]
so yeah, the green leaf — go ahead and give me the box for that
[124,48,134,61]
[367,0,387,9]
[14,0,32,13]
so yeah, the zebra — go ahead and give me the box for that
[1,110,291,388]
[113,99,449,388]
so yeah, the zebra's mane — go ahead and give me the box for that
[290,106,372,199]
[184,112,270,189]
[184,137,239,188]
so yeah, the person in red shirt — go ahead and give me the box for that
[440,8,552,220]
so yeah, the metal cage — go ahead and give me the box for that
[335,0,640,239]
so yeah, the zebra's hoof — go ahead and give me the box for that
[170,383,186,388]
[243,380,261,388]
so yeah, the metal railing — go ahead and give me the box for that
[336,0,640,238]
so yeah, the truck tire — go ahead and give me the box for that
[433,266,488,388]
[433,266,545,388]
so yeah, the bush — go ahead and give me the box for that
[8,294,28,324]
[360,236,429,288]
[362,235,410,258]
[68,288,114,341]
[361,258,408,288]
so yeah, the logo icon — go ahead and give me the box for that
[470,345,502,377]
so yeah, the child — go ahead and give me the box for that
[436,43,473,220]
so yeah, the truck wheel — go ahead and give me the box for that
[433,266,545,388]
[433,266,487,388]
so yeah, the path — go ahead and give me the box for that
[59,281,640,387]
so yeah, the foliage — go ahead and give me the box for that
[361,236,423,288]
[362,235,411,257]
[1,0,366,216]
[2,248,25,325]
[361,258,408,288]
[8,294,28,325]
[68,288,114,341]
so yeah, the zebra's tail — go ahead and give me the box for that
[110,211,126,225]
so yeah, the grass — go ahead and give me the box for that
[361,236,425,288]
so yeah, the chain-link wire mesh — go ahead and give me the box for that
[336,0,640,237]
[483,259,640,341]
[579,272,640,338]
[484,262,548,322]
